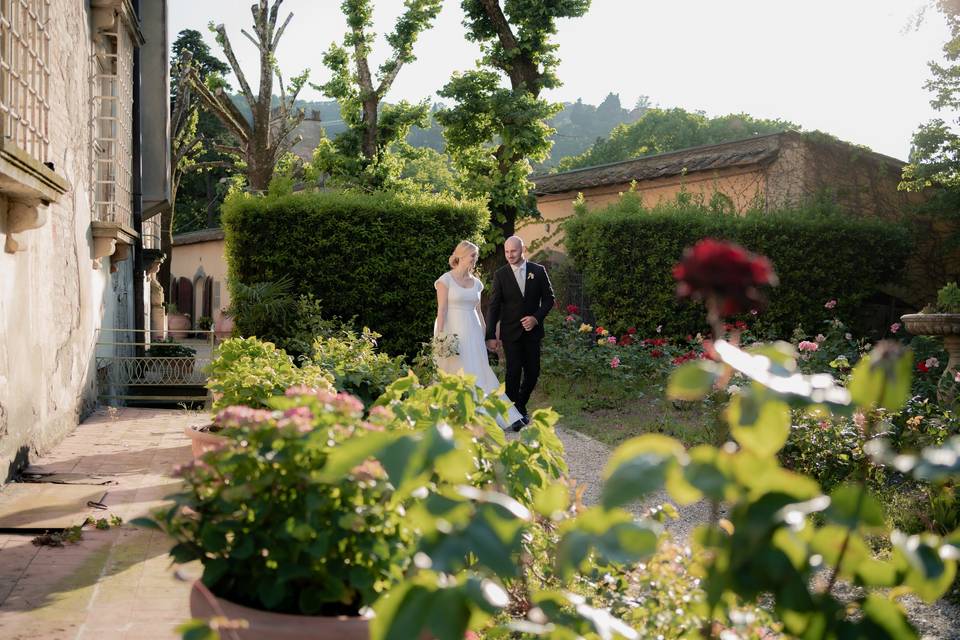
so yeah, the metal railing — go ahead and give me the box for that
[95,328,215,404]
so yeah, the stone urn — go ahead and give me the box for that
[189,581,370,640]
[901,313,960,404]
[168,312,192,339]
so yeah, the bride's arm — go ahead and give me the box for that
[476,302,486,335]
[435,282,448,335]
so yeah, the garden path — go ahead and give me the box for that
[552,425,960,640]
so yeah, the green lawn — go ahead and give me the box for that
[528,373,722,448]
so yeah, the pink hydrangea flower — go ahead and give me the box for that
[610,356,621,368]
[824,299,837,309]
[798,341,819,352]
[890,323,901,334]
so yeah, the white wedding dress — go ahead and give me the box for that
[434,271,523,428]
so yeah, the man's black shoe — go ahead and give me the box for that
[522,413,531,425]
[509,419,526,433]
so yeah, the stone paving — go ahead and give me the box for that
[0,407,204,640]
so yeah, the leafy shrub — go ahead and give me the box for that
[205,337,333,411]
[138,391,413,616]
[936,281,960,313]
[564,193,912,338]
[145,339,196,358]
[308,328,408,408]
[222,189,488,356]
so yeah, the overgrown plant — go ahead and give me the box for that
[362,240,959,639]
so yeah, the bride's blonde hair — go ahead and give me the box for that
[449,240,479,270]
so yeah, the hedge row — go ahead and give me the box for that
[564,197,913,338]
[222,190,488,356]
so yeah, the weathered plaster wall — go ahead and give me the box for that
[171,239,230,326]
[523,167,766,254]
[0,2,133,480]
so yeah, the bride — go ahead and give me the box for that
[434,241,524,430]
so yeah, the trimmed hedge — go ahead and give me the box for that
[564,196,913,338]
[222,190,488,356]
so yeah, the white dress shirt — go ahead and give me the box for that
[512,260,526,295]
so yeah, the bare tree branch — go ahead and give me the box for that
[214,24,256,110]
[240,28,260,49]
[272,12,293,51]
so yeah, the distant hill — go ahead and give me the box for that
[228,92,645,167]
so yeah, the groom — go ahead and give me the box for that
[485,236,555,432]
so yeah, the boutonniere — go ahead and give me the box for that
[527,272,535,280]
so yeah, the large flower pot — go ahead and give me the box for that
[184,424,228,459]
[168,312,192,339]
[189,581,370,640]
[901,313,960,404]
[215,314,235,340]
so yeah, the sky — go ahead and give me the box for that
[168,0,951,161]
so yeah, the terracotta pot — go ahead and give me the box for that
[189,580,370,640]
[901,313,960,404]
[184,424,228,458]
[215,314,235,339]
[168,312,192,339]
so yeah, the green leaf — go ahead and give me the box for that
[316,430,400,482]
[893,532,957,602]
[371,581,433,640]
[727,393,791,456]
[666,361,721,401]
[601,452,672,509]
[533,483,569,518]
[848,348,913,411]
[861,594,918,640]
[825,484,886,530]
[175,619,219,640]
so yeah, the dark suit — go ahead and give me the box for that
[485,261,555,416]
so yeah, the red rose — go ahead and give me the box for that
[735,320,748,330]
[566,304,579,315]
[917,361,930,373]
[651,349,663,358]
[618,335,634,346]
[673,239,778,316]
[627,327,637,335]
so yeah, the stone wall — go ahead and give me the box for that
[0,1,134,480]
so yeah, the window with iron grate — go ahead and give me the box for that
[0,0,51,164]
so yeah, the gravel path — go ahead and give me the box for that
[552,425,960,640]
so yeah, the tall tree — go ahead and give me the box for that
[191,0,308,192]
[313,0,442,189]
[170,29,233,234]
[163,31,235,299]
[437,0,591,266]
[901,0,960,192]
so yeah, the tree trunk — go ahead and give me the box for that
[362,98,379,162]
[205,172,217,228]
[159,202,174,301]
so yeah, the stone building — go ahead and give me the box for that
[522,131,920,254]
[0,0,170,480]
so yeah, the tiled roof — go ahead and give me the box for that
[172,227,224,246]
[533,134,784,195]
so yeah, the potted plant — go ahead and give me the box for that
[185,337,334,458]
[214,308,235,339]
[901,281,960,402]
[166,302,192,338]
[135,389,411,639]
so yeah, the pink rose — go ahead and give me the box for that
[607,336,617,344]
[890,323,901,334]
[610,356,621,368]
[824,299,837,309]
[815,334,826,343]
[925,357,940,369]
[798,341,819,352]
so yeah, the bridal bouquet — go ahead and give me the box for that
[432,333,460,359]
